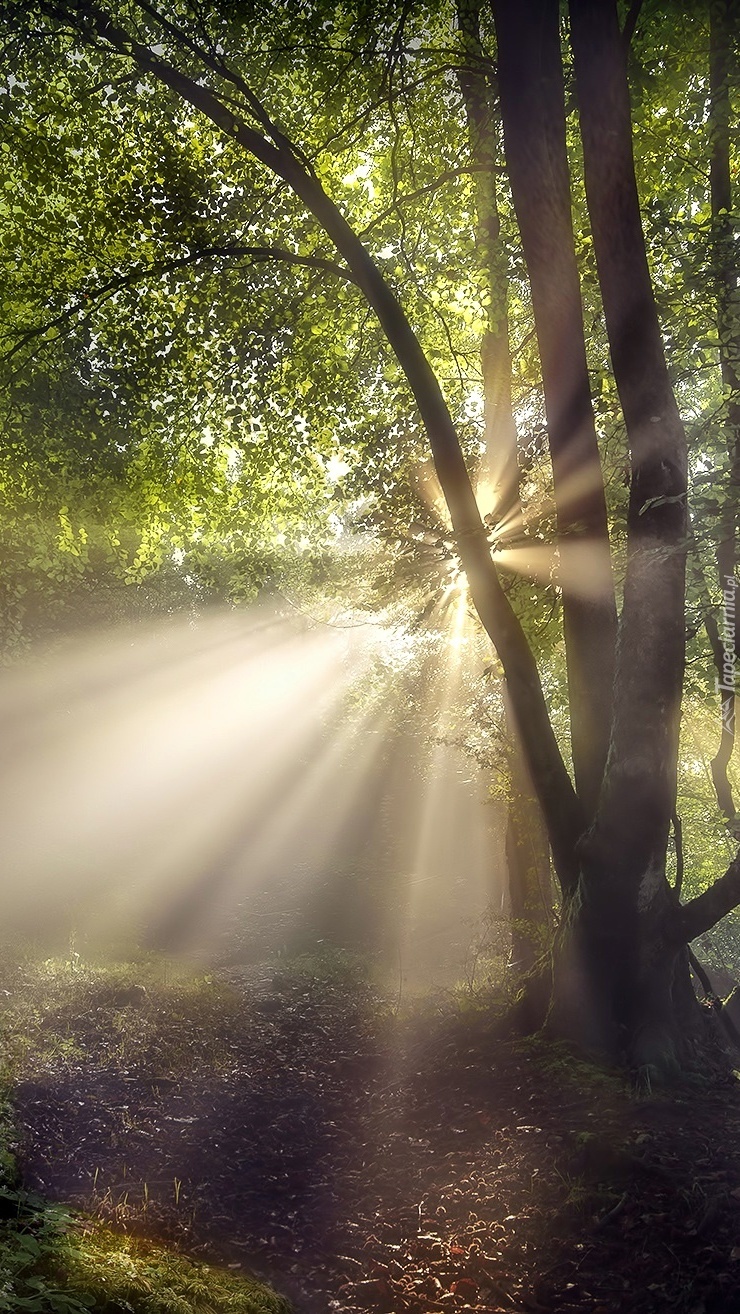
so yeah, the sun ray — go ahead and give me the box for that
[0,603,506,984]
[0,609,367,941]
[384,592,505,985]
[494,538,615,601]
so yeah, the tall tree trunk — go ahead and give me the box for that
[491,0,617,822]
[561,0,692,1065]
[504,692,553,974]
[708,0,740,822]
[455,0,520,537]
[456,0,553,961]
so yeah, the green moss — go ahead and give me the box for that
[57,1218,289,1314]
[513,1035,629,1098]
[0,1197,290,1313]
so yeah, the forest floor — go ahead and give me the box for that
[6,952,740,1314]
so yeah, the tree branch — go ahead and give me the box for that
[2,245,358,364]
[671,810,684,897]
[621,0,644,50]
[130,0,317,173]
[676,848,740,943]
[687,944,740,1049]
[358,164,499,238]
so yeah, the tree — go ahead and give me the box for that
[706,0,740,822]
[454,0,552,975]
[3,0,739,1073]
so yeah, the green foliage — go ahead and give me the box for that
[0,1192,289,1314]
[0,1091,18,1196]
[672,703,740,972]
[0,1190,92,1314]
[0,0,732,604]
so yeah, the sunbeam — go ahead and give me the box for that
[0,603,506,984]
[390,591,501,980]
[494,538,615,601]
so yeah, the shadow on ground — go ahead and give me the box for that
[10,963,740,1314]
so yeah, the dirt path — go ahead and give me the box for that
[12,966,740,1314]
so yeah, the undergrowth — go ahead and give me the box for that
[0,952,244,1078]
[0,1181,290,1314]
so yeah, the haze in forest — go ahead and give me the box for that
[0,604,504,984]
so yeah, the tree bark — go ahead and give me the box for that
[504,693,553,975]
[491,0,617,823]
[455,0,553,967]
[678,849,740,943]
[544,0,693,1064]
[455,0,520,538]
[570,0,688,888]
[708,0,740,822]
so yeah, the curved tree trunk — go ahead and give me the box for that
[505,697,553,976]
[60,0,589,891]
